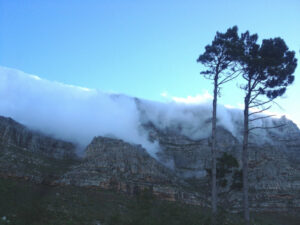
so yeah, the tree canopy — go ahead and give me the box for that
[197,26,241,86]
[239,32,297,102]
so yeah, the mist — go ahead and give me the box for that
[0,66,284,157]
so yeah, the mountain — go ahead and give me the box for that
[0,116,76,159]
[1,112,300,214]
[0,115,78,183]
[145,117,300,211]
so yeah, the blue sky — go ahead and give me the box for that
[0,0,300,124]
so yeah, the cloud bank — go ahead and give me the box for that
[0,66,161,156]
[1,66,289,157]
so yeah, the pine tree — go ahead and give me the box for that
[238,32,297,225]
[197,26,240,222]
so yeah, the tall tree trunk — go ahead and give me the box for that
[243,95,250,225]
[211,74,218,221]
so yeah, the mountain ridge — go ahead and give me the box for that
[0,114,300,212]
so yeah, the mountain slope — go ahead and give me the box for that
[0,114,300,213]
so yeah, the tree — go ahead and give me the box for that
[206,152,243,191]
[238,32,297,225]
[197,26,240,220]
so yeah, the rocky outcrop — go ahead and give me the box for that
[0,116,78,183]
[0,116,76,159]
[60,136,176,186]
[59,136,207,205]
[142,116,300,211]
[146,123,239,178]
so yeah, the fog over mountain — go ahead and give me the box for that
[0,66,286,156]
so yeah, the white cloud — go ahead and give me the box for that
[0,66,159,157]
[171,91,213,104]
[29,74,41,80]
[160,91,168,97]
[224,104,238,109]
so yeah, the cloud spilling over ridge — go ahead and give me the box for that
[138,99,244,140]
[0,66,161,156]
[1,66,290,157]
[0,66,240,153]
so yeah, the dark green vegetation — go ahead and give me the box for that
[206,153,242,190]
[0,178,299,225]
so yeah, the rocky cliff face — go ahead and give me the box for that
[0,116,78,183]
[60,136,176,187]
[59,136,206,205]
[0,114,300,212]
[142,116,300,211]
[0,116,76,159]
[0,116,205,205]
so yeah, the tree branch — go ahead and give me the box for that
[249,91,261,105]
[249,114,275,122]
[248,124,285,132]
[218,71,241,86]
[249,99,273,108]
[248,105,272,116]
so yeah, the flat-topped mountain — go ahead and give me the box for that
[0,113,300,212]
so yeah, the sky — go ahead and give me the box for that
[0,0,300,125]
